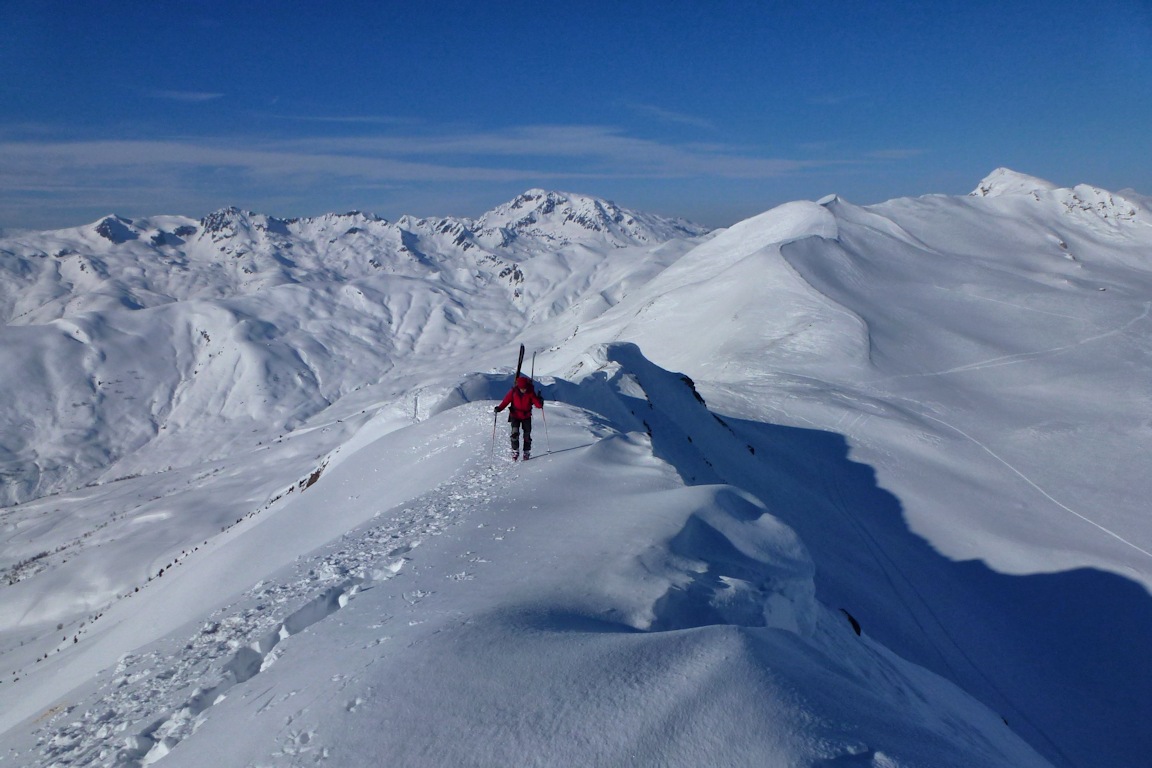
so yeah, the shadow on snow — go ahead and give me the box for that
[482,342,1152,768]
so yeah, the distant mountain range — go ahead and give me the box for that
[0,190,708,506]
[1,190,706,325]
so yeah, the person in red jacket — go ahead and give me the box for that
[495,375,544,460]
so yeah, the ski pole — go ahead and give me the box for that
[491,409,498,457]
[541,404,551,454]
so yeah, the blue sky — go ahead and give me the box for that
[2,0,1149,230]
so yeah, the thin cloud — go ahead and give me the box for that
[865,148,927,160]
[0,128,824,197]
[0,138,539,185]
[264,113,417,126]
[624,103,718,131]
[143,90,226,103]
[265,125,820,178]
[807,92,870,107]
[0,125,856,226]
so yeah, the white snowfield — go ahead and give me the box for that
[0,175,1149,767]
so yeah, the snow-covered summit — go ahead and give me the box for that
[971,167,1060,197]
[197,206,289,241]
[972,167,1144,225]
[92,215,140,244]
[472,188,708,250]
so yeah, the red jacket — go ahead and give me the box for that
[497,377,543,420]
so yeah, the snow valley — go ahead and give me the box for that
[1,173,1150,767]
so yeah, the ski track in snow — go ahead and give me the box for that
[25,455,505,767]
[874,301,1151,381]
[915,411,1152,562]
[850,301,1152,561]
[952,290,1085,322]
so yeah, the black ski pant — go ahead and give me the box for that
[510,416,533,454]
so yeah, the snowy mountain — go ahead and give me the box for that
[471,188,704,251]
[2,175,1150,767]
[0,194,708,507]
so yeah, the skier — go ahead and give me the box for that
[495,375,543,460]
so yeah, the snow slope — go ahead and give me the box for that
[2,174,1150,767]
[554,171,1152,767]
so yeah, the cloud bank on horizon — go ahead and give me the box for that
[1,0,1149,230]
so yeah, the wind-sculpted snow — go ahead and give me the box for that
[5,353,1049,767]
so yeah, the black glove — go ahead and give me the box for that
[494,406,501,413]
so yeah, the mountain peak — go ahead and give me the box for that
[509,188,557,207]
[496,189,611,222]
[199,207,251,236]
[474,189,707,249]
[305,210,385,225]
[971,169,1142,224]
[93,215,139,244]
[971,168,1059,198]
[199,207,293,241]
